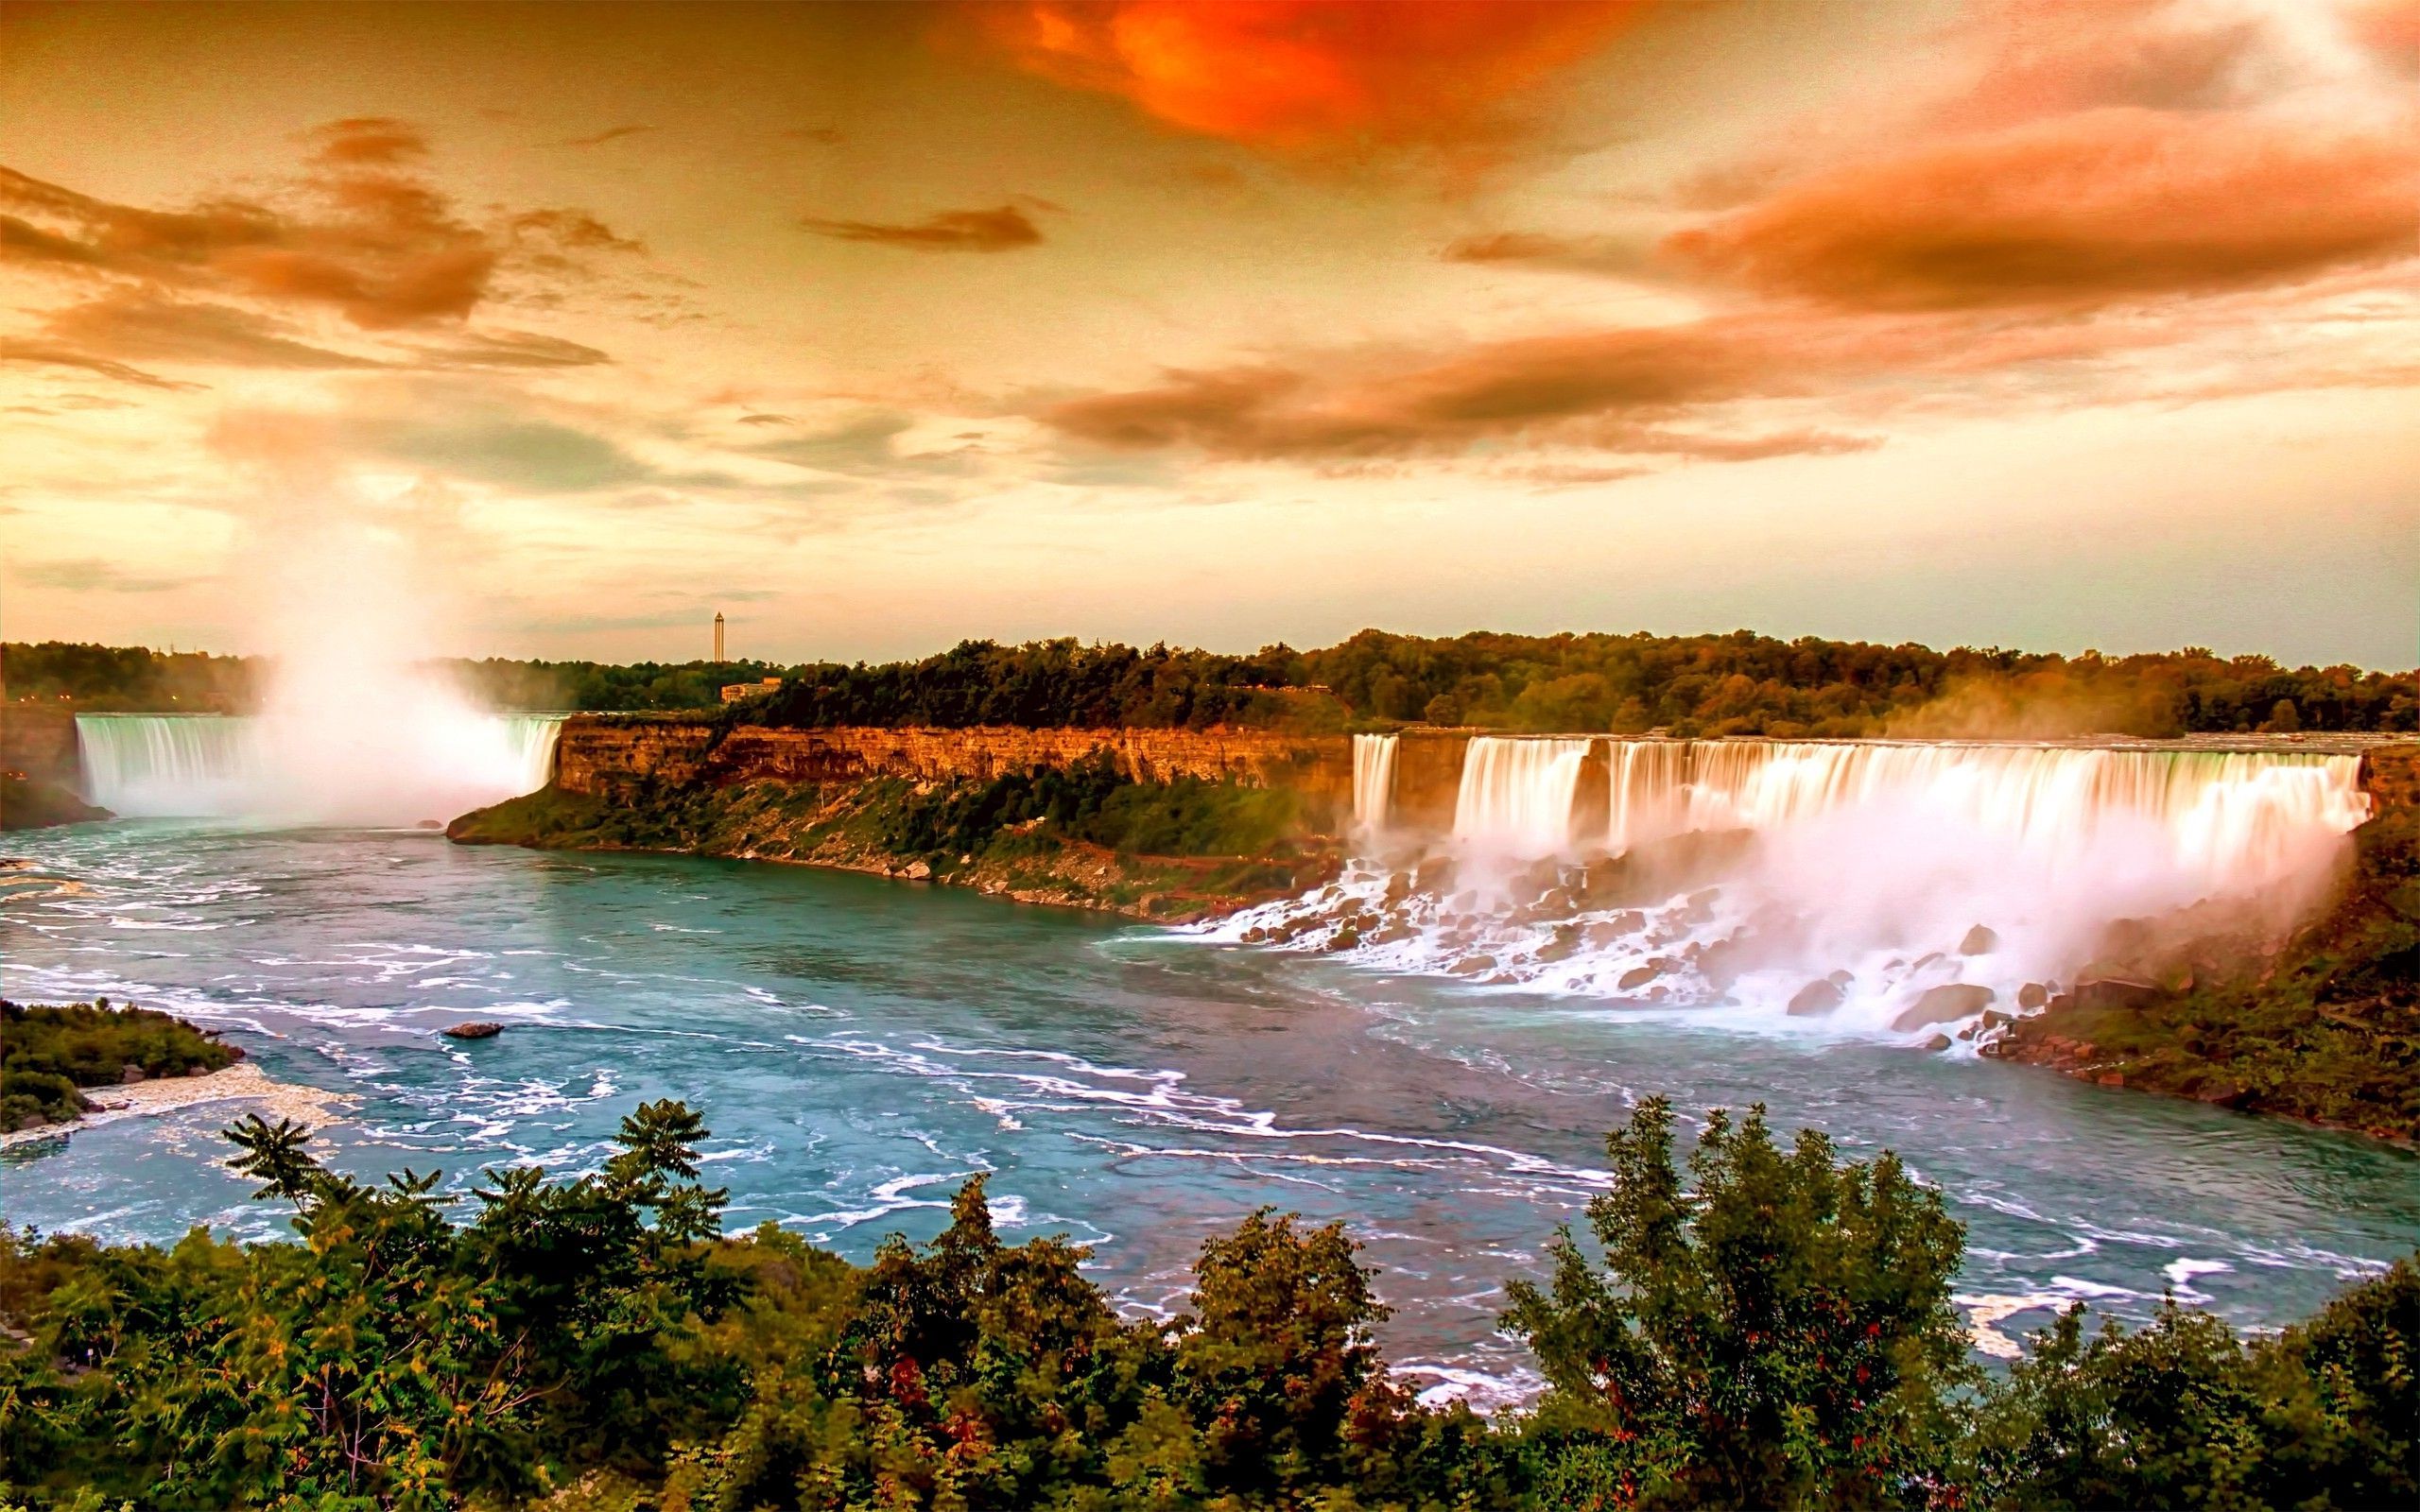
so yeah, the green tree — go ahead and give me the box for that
[1504,1097,1971,1509]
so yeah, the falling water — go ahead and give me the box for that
[1453,737,1593,853]
[1612,741,2368,896]
[77,713,563,821]
[1217,738,2373,1043]
[1352,733,1400,833]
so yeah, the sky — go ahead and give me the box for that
[2,0,2414,669]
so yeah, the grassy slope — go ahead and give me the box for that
[448,774,1339,922]
[1992,804,2420,1139]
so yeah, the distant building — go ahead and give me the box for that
[721,677,782,704]
[713,612,726,663]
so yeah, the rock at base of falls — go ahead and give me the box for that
[1892,983,1996,1032]
[1960,924,1999,955]
[442,1022,504,1040]
[1921,1033,1954,1052]
[1788,978,1845,1016]
[2017,982,2049,1008]
[1616,961,1664,991]
[2072,968,2164,1011]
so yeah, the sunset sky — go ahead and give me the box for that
[3,0,2414,668]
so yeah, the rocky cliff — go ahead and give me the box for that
[551,716,1362,806]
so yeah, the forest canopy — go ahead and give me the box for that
[9,629,2414,737]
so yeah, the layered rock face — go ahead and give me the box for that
[550,716,1360,807]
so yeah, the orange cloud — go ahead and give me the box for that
[965,1,1649,151]
[1666,108,2420,312]
[802,203,1046,252]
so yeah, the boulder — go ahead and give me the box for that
[2016,982,2048,1009]
[1959,924,1999,956]
[1891,983,1996,1032]
[1788,979,1844,1017]
[2073,968,2163,1012]
[187,1064,210,1077]
[119,1064,146,1085]
[1826,969,1855,989]
[442,1022,504,1040]
[1921,1033,1954,1053]
[1617,962,1663,991]
[1696,936,1748,991]
[903,860,933,881]
[1447,954,1496,976]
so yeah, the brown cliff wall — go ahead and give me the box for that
[552,716,1358,812]
[0,707,80,784]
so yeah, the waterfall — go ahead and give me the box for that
[1218,735,2374,1044]
[1352,733,1400,833]
[73,715,267,818]
[1606,741,2368,900]
[77,713,564,820]
[1453,737,1592,854]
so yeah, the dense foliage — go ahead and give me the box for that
[24,631,2414,736]
[882,752,1305,863]
[4,1092,2416,1510]
[0,642,256,713]
[0,998,234,1133]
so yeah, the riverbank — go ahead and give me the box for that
[448,771,1341,921]
[0,1061,351,1151]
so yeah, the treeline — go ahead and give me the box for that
[752,631,2420,737]
[14,631,2419,736]
[4,1094,2416,1509]
[0,642,256,713]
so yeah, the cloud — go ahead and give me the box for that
[0,337,196,390]
[801,203,1046,252]
[1666,108,2420,312]
[41,292,379,369]
[0,119,644,334]
[562,125,654,147]
[410,330,613,369]
[964,0,1651,153]
[9,557,201,593]
[372,417,659,493]
[1442,230,1654,278]
[1040,317,1814,458]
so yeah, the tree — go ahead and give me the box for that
[2269,697,2302,732]
[1504,1097,1971,1509]
[1423,693,1462,726]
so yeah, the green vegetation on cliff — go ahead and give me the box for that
[0,999,236,1132]
[5,1097,2417,1510]
[449,762,1330,920]
[1992,803,2420,1139]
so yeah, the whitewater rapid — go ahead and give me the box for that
[1219,734,2370,1044]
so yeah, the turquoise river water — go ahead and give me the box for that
[6,820,2419,1403]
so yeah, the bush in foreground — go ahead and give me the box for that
[1,1099,2415,1509]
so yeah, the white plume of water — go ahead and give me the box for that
[1453,737,1592,854]
[1352,733,1400,835]
[1212,738,2372,1045]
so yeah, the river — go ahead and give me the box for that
[6,818,2418,1403]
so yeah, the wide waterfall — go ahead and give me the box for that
[1217,736,2373,1045]
[1453,736,1593,853]
[77,713,563,821]
[1352,733,1399,833]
